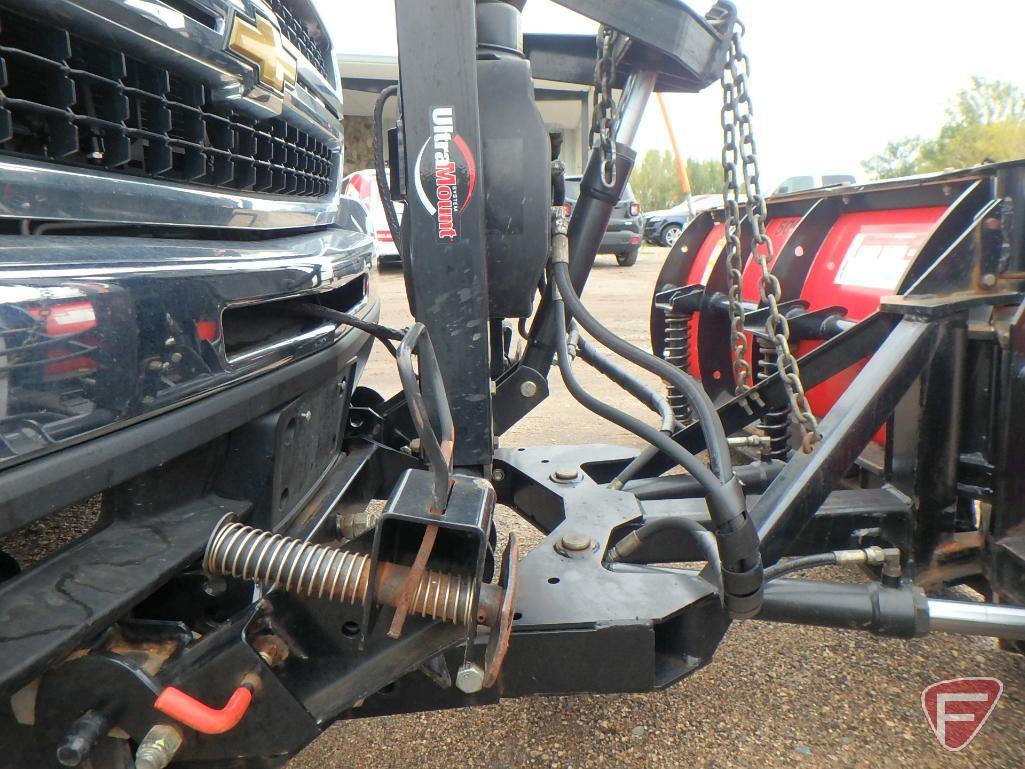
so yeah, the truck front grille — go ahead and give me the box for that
[268,0,332,82]
[0,9,334,198]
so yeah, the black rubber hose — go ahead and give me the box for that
[373,85,403,254]
[610,444,660,489]
[625,460,785,500]
[763,553,839,581]
[551,260,732,482]
[607,516,721,580]
[553,292,722,493]
[293,302,403,357]
[577,336,675,433]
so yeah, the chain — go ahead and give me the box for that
[720,26,821,451]
[590,25,618,188]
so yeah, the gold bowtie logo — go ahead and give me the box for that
[227,13,297,93]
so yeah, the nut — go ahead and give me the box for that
[455,662,485,694]
[252,634,290,667]
[519,380,538,398]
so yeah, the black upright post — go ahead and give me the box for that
[394,0,493,466]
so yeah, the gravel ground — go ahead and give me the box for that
[289,247,1025,769]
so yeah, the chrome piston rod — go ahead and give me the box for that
[928,598,1025,642]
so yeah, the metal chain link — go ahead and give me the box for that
[720,26,821,451]
[590,25,618,188]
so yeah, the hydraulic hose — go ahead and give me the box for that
[551,229,763,618]
[763,553,838,581]
[553,292,719,491]
[576,335,675,433]
[373,85,403,254]
[551,259,732,482]
[607,516,721,591]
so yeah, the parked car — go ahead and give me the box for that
[343,168,405,266]
[565,175,643,266]
[772,173,857,195]
[643,201,690,246]
[643,194,730,247]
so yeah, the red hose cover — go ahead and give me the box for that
[154,685,253,735]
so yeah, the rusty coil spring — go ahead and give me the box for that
[756,336,792,461]
[663,311,694,423]
[205,521,477,627]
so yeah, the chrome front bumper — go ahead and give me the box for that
[0,227,375,473]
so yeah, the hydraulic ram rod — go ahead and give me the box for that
[928,599,1025,641]
[756,577,1025,641]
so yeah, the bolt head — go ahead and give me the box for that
[552,467,580,482]
[519,380,538,398]
[981,273,998,288]
[491,468,506,483]
[559,531,592,552]
[455,662,485,694]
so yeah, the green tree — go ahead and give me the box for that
[864,77,1025,179]
[630,150,722,210]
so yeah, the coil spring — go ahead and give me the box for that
[205,521,477,627]
[756,336,792,461]
[663,311,694,423]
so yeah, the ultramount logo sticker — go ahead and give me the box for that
[414,106,477,240]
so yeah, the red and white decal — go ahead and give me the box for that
[922,677,1002,751]
[413,106,477,241]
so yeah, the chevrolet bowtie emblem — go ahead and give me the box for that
[227,13,297,93]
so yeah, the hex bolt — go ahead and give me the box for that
[519,380,538,398]
[981,273,998,288]
[299,409,312,422]
[455,662,485,694]
[163,337,176,348]
[134,724,183,769]
[551,468,579,483]
[169,352,183,364]
[559,531,592,552]
[492,468,506,483]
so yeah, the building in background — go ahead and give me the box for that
[337,53,591,176]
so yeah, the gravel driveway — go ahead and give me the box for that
[289,248,1025,769]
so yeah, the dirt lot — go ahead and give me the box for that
[290,247,1025,769]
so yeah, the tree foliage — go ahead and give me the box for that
[864,77,1025,179]
[631,150,722,211]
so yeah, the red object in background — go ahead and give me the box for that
[24,300,98,377]
[795,207,945,441]
[681,222,726,379]
[680,206,946,447]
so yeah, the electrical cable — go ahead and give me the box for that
[293,302,404,357]
[373,85,403,255]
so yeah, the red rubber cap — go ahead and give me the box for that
[154,685,253,735]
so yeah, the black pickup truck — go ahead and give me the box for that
[0,1,377,763]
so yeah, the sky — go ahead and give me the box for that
[316,1,1025,187]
